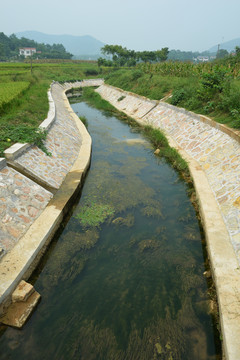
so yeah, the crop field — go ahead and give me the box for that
[0,60,100,155]
[137,60,240,78]
[0,81,30,110]
[1,56,240,156]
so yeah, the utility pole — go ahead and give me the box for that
[30,49,33,75]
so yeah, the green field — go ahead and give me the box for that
[0,57,240,156]
[0,81,30,109]
[0,60,101,155]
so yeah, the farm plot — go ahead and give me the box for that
[0,81,30,111]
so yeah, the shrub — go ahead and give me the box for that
[171,88,187,105]
[131,70,143,81]
[84,68,99,76]
[217,82,240,113]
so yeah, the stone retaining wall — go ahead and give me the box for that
[1,79,239,358]
[0,80,100,318]
[96,84,240,264]
[96,83,240,360]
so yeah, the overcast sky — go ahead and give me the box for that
[1,0,239,51]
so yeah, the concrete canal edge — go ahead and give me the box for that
[95,84,240,360]
[0,80,240,359]
[0,82,92,323]
[168,136,240,360]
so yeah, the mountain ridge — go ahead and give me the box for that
[208,37,240,53]
[15,31,240,56]
[15,31,105,56]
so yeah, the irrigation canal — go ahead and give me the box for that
[0,100,221,359]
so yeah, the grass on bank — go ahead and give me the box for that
[0,81,30,110]
[2,58,240,157]
[104,67,240,129]
[0,61,101,156]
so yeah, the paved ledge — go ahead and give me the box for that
[39,89,56,131]
[0,81,92,320]
[4,143,31,161]
[96,83,240,360]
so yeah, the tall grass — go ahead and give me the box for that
[105,66,240,129]
[142,126,189,176]
[105,68,199,100]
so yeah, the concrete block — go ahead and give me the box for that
[4,143,30,161]
[1,290,40,328]
[12,280,34,303]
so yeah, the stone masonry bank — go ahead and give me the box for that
[0,79,102,326]
[0,80,239,359]
[96,84,240,360]
[96,84,240,264]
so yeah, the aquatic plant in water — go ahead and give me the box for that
[112,214,135,227]
[75,201,115,227]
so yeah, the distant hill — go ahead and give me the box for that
[208,38,240,53]
[15,31,105,56]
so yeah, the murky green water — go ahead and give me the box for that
[0,102,220,359]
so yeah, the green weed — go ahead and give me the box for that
[79,116,88,128]
[75,201,115,228]
[0,124,49,156]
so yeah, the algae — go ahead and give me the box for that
[75,201,115,228]
[40,229,100,287]
[78,157,156,216]
[141,204,163,218]
[138,239,159,252]
[112,214,135,227]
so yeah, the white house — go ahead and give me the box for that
[19,47,37,57]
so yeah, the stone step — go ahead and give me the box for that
[0,290,40,328]
[12,280,34,303]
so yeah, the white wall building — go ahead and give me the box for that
[19,47,37,57]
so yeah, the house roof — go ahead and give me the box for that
[19,47,36,50]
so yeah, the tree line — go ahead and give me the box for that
[97,45,169,67]
[0,32,72,61]
[97,45,231,67]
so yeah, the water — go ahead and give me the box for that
[0,101,220,359]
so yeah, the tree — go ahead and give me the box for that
[99,44,169,67]
[216,49,229,59]
[155,47,169,62]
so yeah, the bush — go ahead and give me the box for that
[131,70,143,81]
[84,68,99,76]
[171,89,187,105]
[218,82,240,113]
